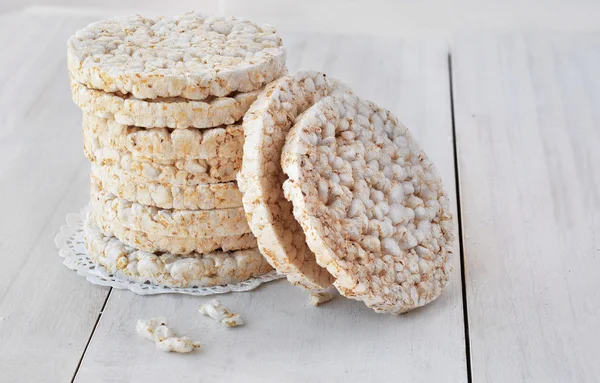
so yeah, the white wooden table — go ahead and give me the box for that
[0,8,598,383]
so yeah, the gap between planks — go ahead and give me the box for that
[448,53,473,383]
[71,288,113,383]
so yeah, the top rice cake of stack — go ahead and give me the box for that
[67,12,286,288]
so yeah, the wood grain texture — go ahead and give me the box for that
[452,35,600,382]
[0,12,111,382]
[74,34,466,383]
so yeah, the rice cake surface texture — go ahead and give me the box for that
[237,71,351,291]
[91,164,242,210]
[83,113,244,161]
[92,211,257,255]
[72,79,261,129]
[281,93,454,314]
[90,183,251,238]
[67,12,286,100]
[85,140,240,185]
[84,215,272,288]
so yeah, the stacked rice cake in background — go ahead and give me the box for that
[68,12,286,287]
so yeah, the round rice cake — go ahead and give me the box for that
[83,113,244,161]
[72,79,261,129]
[67,12,286,100]
[281,93,454,314]
[85,141,240,185]
[237,71,351,291]
[92,211,257,255]
[84,214,272,288]
[91,164,242,210]
[90,182,251,238]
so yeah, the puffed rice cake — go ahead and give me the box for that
[90,182,251,238]
[237,71,351,291]
[73,79,262,130]
[67,12,286,100]
[85,142,241,185]
[82,113,244,161]
[92,211,257,255]
[281,92,454,314]
[84,215,272,288]
[92,164,243,210]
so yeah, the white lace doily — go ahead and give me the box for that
[55,207,283,296]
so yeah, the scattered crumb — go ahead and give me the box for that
[199,299,243,328]
[309,291,334,307]
[136,318,201,353]
[309,287,339,306]
[155,336,201,353]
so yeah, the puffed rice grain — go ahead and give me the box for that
[199,299,243,327]
[136,318,202,353]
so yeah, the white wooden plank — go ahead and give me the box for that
[453,34,600,382]
[75,34,466,382]
[0,13,112,381]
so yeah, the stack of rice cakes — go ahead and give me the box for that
[68,12,286,287]
[68,13,455,315]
